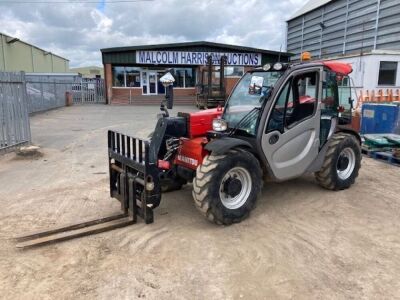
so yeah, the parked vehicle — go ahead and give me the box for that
[16,59,361,248]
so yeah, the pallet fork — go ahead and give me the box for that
[15,130,160,249]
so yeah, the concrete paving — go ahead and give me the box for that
[1,105,400,299]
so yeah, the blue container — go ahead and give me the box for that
[361,103,400,134]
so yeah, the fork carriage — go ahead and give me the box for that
[108,130,161,224]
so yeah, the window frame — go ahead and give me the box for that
[266,69,320,133]
[215,66,245,78]
[377,61,398,87]
[112,66,126,87]
[173,67,197,89]
[125,67,142,88]
[112,66,142,88]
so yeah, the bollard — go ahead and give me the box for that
[65,91,73,106]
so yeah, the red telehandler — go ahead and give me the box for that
[16,59,361,248]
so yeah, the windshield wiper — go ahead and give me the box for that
[228,107,261,137]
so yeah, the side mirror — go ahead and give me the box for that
[159,72,175,111]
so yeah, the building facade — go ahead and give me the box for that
[101,41,291,105]
[0,32,69,73]
[286,0,400,103]
[69,66,104,79]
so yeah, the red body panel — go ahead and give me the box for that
[174,137,209,170]
[186,108,223,138]
[322,61,353,75]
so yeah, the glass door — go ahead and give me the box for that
[148,72,157,94]
[141,71,147,94]
[142,70,163,95]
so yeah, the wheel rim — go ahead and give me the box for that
[336,147,356,180]
[219,167,252,209]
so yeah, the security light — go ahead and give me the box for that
[273,63,283,70]
[262,64,271,71]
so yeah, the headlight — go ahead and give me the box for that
[212,118,228,132]
[273,62,283,70]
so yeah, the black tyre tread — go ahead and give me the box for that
[192,150,262,225]
[315,133,361,190]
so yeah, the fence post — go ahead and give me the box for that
[95,79,98,103]
[21,71,31,143]
[81,78,84,104]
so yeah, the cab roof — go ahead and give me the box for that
[249,60,353,76]
[290,60,353,75]
[321,61,353,75]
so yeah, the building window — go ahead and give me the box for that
[125,67,141,87]
[378,61,397,86]
[215,66,244,78]
[112,66,141,87]
[173,68,196,88]
[112,67,125,87]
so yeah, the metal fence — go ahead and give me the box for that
[1,72,105,153]
[72,78,105,104]
[25,73,80,114]
[0,72,31,152]
[25,74,105,113]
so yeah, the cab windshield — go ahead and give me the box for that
[223,71,283,136]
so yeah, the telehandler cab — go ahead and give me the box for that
[16,60,361,248]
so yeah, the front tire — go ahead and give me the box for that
[315,133,361,190]
[192,150,262,225]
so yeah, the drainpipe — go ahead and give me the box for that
[342,0,349,55]
[31,46,35,72]
[373,0,381,50]
[300,16,305,56]
[51,54,54,72]
[1,34,6,71]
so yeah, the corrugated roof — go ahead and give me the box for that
[0,32,69,61]
[101,41,292,56]
[287,0,333,21]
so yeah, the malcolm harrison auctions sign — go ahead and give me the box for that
[136,51,262,66]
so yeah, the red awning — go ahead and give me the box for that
[322,61,353,75]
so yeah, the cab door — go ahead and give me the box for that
[261,67,322,180]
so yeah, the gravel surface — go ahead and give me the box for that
[1,105,399,299]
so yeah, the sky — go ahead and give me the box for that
[0,0,306,68]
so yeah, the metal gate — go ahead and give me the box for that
[72,78,105,104]
[0,72,31,152]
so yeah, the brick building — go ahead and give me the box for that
[101,41,291,105]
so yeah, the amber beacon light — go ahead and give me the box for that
[301,52,312,61]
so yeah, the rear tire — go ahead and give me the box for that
[315,133,361,190]
[192,150,262,225]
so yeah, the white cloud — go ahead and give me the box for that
[0,0,305,67]
[90,10,113,33]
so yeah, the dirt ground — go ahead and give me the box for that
[1,105,400,300]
